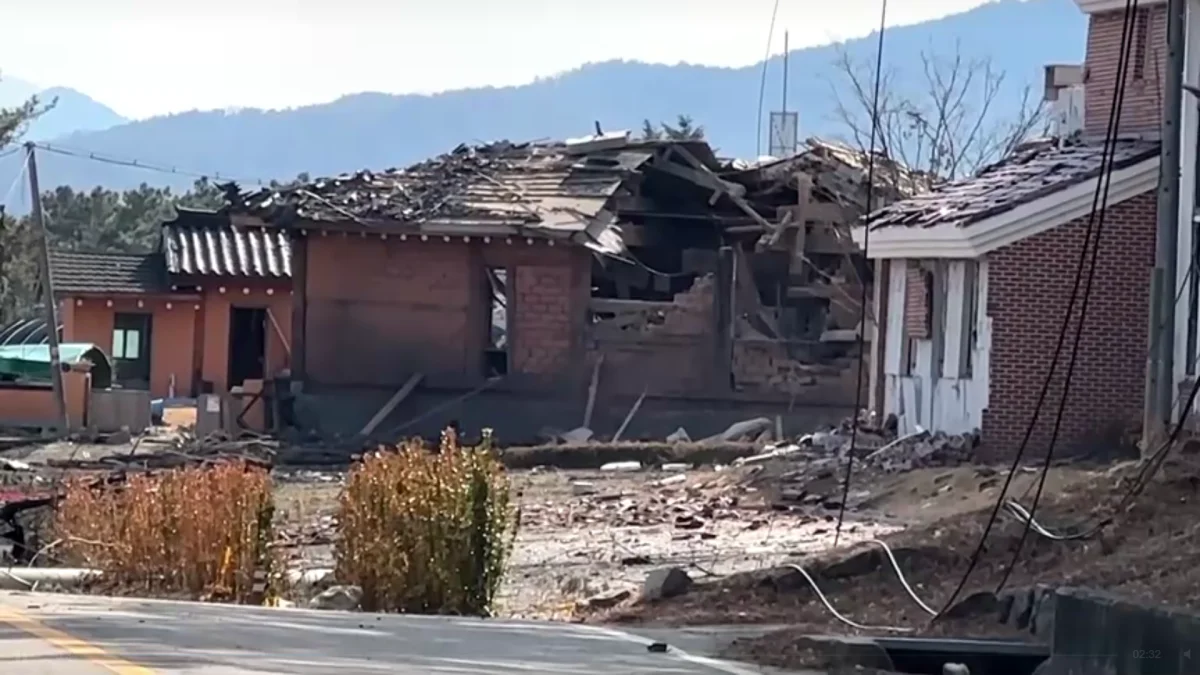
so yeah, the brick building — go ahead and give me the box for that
[50,208,293,400]
[223,135,904,440]
[852,0,1171,457]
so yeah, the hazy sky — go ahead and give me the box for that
[4,0,1002,119]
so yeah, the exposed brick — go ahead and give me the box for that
[982,191,1155,458]
[1084,6,1165,138]
[512,265,575,375]
[904,261,931,340]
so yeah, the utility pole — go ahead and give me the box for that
[25,142,68,434]
[1150,0,1186,449]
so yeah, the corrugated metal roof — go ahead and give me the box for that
[48,250,169,294]
[163,209,292,278]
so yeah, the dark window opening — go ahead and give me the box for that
[1133,9,1150,81]
[112,312,152,390]
[228,307,267,388]
[484,268,509,376]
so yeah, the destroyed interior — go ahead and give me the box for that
[224,130,918,442]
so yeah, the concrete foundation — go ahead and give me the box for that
[1036,587,1198,674]
[297,386,851,445]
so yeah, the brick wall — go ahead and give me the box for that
[1084,5,1166,138]
[983,191,1155,458]
[904,261,931,339]
[511,266,574,376]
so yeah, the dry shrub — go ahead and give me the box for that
[53,461,275,603]
[336,428,515,615]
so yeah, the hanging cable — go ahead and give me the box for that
[32,142,266,186]
[1004,371,1200,542]
[832,0,889,549]
[992,0,1140,594]
[932,0,1140,617]
[754,0,783,157]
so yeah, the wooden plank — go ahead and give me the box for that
[612,388,647,442]
[358,372,423,437]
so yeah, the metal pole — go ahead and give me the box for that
[782,31,789,116]
[1154,0,1187,433]
[24,142,68,434]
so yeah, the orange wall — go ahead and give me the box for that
[198,282,292,394]
[0,371,90,430]
[60,284,293,398]
[61,295,198,399]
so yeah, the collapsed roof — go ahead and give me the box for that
[222,132,922,257]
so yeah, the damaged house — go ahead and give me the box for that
[223,132,913,440]
[854,0,1191,458]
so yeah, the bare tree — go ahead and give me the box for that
[828,41,1047,184]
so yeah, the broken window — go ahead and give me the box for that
[959,262,980,378]
[484,267,508,375]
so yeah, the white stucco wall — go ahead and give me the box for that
[882,259,991,435]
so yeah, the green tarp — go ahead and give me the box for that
[0,343,112,386]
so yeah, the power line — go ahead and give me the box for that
[832,0,889,549]
[992,0,1141,595]
[0,146,23,161]
[932,0,1140,617]
[754,0,783,158]
[31,142,266,186]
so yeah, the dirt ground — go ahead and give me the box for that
[269,454,1105,625]
[9,430,1198,673]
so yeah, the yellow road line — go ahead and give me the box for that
[0,604,156,674]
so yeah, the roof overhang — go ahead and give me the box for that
[1074,0,1163,13]
[852,155,1159,259]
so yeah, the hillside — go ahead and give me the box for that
[1,0,1084,195]
[0,78,128,141]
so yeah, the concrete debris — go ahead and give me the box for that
[656,474,687,487]
[642,567,693,601]
[661,462,691,472]
[560,427,595,444]
[733,443,803,466]
[706,417,774,444]
[578,588,632,611]
[308,585,363,611]
[665,428,691,443]
[600,461,642,472]
[570,481,598,496]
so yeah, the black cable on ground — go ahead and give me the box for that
[1005,372,1200,542]
[993,0,1140,594]
[833,0,890,549]
[931,0,1140,617]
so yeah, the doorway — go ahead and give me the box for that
[112,313,153,390]
[228,307,267,388]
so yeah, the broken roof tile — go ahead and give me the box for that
[864,138,1161,231]
[223,139,657,236]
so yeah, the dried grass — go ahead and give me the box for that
[53,461,276,603]
[336,428,515,615]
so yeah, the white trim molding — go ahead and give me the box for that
[852,156,1160,260]
[1075,0,1164,12]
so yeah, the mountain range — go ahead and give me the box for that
[0,0,1086,198]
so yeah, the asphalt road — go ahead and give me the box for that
[0,591,806,674]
